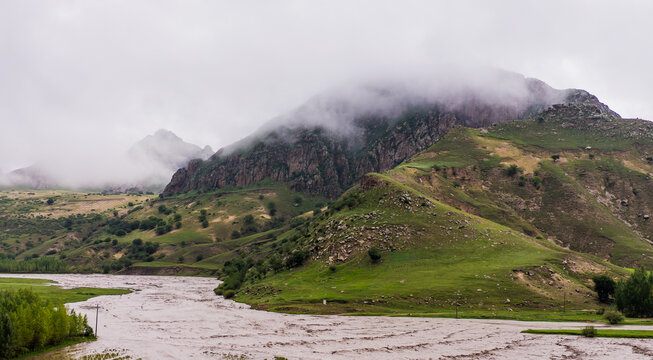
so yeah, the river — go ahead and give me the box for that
[2,274,651,359]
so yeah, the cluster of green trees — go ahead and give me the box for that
[126,238,159,261]
[0,289,93,359]
[615,269,652,317]
[593,269,652,317]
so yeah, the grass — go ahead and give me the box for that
[522,329,653,338]
[0,277,130,303]
[235,173,620,316]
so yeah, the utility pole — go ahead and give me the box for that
[95,304,99,336]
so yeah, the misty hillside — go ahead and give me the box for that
[163,71,608,199]
[2,129,213,191]
[128,129,214,171]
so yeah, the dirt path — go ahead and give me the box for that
[3,274,652,359]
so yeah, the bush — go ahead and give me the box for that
[368,247,382,263]
[615,268,653,317]
[329,265,337,272]
[506,164,519,177]
[223,290,236,299]
[604,310,624,324]
[267,201,277,217]
[593,275,616,303]
[286,250,306,269]
[201,219,209,228]
[581,326,597,337]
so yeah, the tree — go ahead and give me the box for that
[614,268,653,317]
[551,154,560,162]
[368,247,382,263]
[267,202,277,216]
[46,198,54,205]
[592,275,616,303]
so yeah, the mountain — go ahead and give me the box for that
[3,129,213,191]
[4,164,57,190]
[163,72,608,199]
[3,72,651,319]
[230,101,652,314]
[128,129,213,172]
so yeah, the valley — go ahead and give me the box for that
[3,274,652,359]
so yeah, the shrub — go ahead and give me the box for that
[506,164,519,177]
[293,195,303,205]
[329,265,337,272]
[223,290,236,299]
[614,268,653,317]
[604,310,624,324]
[201,219,209,228]
[46,198,54,205]
[368,247,382,263]
[593,275,616,303]
[267,201,277,216]
[518,176,526,187]
[596,308,605,315]
[551,154,560,162]
[286,250,306,269]
[581,326,597,337]
[157,205,172,215]
[196,254,204,262]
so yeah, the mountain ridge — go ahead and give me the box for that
[164,74,605,198]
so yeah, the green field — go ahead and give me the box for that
[523,328,653,338]
[0,277,130,303]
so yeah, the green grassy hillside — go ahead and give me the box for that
[0,183,326,275]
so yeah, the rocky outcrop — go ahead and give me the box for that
[164,78,600,198]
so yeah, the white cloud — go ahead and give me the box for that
[0,0,651,174]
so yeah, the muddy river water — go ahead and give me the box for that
[3,274,652,359]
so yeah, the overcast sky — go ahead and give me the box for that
[1,0,652,172]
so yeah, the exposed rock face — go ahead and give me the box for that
[164,76,600,199]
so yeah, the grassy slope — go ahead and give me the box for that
[0,182,327,274]
[234,113,652,317]
[400,124,653,268]
[0,277,130,303]
[236,173,626,317]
